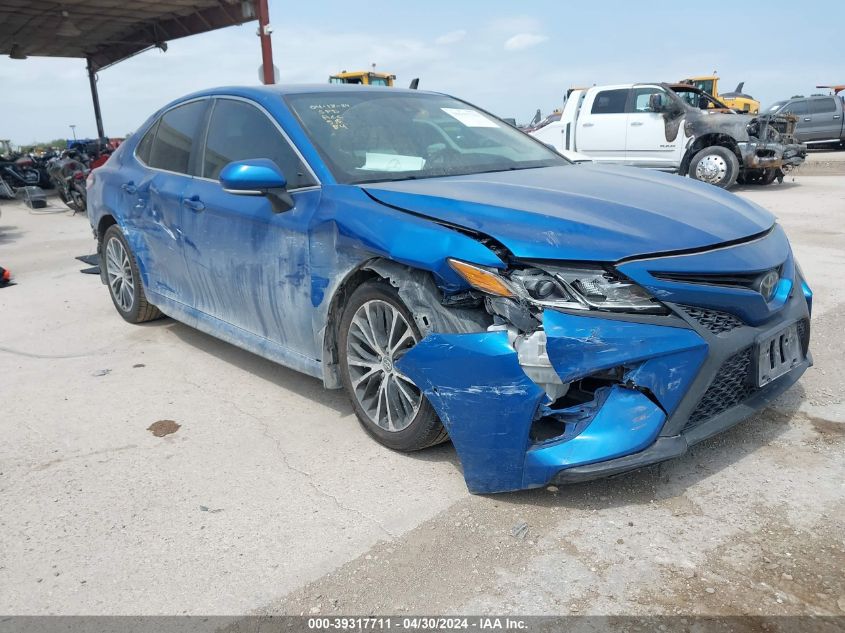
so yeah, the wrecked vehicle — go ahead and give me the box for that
[530,83,806,188]
[87,85,813,493]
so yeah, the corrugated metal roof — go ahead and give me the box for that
[0,0,255,71]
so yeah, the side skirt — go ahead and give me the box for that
[147,290,324,381]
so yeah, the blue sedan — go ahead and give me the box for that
[87,85,812,493]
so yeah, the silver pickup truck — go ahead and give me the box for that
[766,95,845,147]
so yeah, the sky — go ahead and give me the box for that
[0,0,840,145]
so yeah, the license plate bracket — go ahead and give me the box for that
[756,322,802,387]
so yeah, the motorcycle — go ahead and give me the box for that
[25,151,60,188]
[0,155,41,188]
[47,150,89,214]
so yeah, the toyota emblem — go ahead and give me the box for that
[758,270,779,300]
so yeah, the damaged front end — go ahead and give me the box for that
[394,229,811,494]
[740,113,806,173]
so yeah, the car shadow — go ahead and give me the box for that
[154,318,354,416]
[0,224,25,244]
[134,316,808,504]
[732,181,802,194]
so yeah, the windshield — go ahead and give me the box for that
[285,91,566,184]
[767,101,786,112]
[672,87,730,110]
[691,79,715,95]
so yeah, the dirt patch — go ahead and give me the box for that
[147,420,180,437]
[633,515,845,617]
[808,415,845,443]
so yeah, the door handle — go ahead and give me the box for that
[182,196,205,212]
[834,115,841,119]
[630,121,644,126]
[121,182,137,194]
[803,117,811,121]
[582,122,594,127]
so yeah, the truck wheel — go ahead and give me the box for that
[338,280,448,452]
[760,169,778,185]
[689,146,739,188]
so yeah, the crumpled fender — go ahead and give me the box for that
[396,331,546,493]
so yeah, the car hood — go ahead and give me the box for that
[362,165,775,262]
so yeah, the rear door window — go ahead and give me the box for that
[148,100,208,174]
[590,89,629,114]
[810,98,837,114]
[201,98,316,189]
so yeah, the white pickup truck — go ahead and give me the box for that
[530,83,806,188]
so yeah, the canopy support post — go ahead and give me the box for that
[256,0,274,84]
[86,57,105,139]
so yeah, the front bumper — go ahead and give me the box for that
[397,229,812,494]
[739,140,807,170]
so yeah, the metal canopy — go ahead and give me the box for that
[0,0,256,72]
[0,0,264,140]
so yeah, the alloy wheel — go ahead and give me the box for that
[346,299,422,432]
[105,236,135,312]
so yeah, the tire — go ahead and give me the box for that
[102,224,162,324]
[760,168,778,185]
[69,187,86,214]
[688,145,739,188]
[338,280,448,451]
[56,186,70,206]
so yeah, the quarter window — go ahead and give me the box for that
[202,99,316,189]
[135,120,158,164]
[147,100,207,174]
[590,89,628,114]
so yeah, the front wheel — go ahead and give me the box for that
[688,146,739,189]
[102,225,162,323]
[69,186,86,214]
[338,281,447,451]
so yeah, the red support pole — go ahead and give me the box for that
[256,0,275,84]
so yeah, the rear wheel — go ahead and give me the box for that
[688,145,739,188]
[102,224,162,323]
[338,281,447,451]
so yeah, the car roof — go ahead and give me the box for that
[154,84,445,116]
[178,83,438,101]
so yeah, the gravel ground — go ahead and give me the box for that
[0,176,842,616]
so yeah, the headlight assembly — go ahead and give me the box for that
[448,259,666,314]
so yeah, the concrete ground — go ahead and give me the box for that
[801,148,845,176]
[0,176,843,616]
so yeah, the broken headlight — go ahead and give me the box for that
[448,259,666,314]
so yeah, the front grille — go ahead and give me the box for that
[676,305,745,335]
[686,347,757,429]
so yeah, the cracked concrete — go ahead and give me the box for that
[1,177,843,615]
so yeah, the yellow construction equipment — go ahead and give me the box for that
[680,74,760,113]
[329,70,396,87]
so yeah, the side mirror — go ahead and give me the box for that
[648,93,666,112]
[219,159,293,212]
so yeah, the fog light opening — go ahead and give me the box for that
[529,369,626,445]
[548,366,625,410]
[530,415,569,443]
